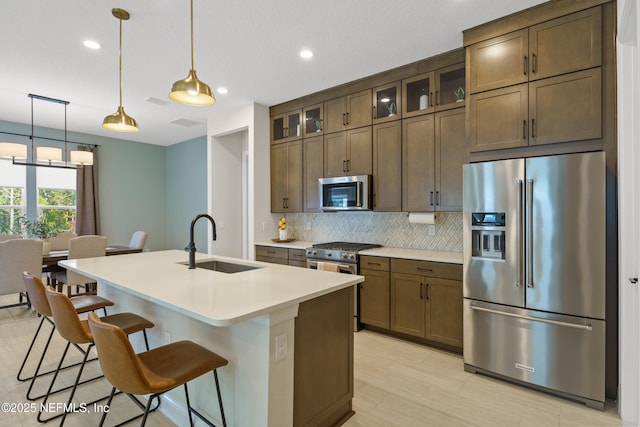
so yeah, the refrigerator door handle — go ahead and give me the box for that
[469,304,593,331]
[516,179,524,288]
[526,179,534,288]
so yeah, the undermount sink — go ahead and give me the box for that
[180,259,262,274]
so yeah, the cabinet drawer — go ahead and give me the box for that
[360,256,389,271]
[289,249,307,263]
[391,258,462,280]
[255,245,288,260]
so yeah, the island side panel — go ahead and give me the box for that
[294,286,355,426]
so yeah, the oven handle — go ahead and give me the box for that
[307,260,356,273]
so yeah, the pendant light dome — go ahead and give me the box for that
[169,0,215,106]
[102,8,139,132]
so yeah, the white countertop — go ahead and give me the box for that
[255,241,463,264]
[60,250,363,327]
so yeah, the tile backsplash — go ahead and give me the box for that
[283,212,462,252]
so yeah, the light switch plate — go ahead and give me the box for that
[275,333,288,362]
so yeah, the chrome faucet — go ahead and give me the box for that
[186,214,217,269]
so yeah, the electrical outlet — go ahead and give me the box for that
[262,221,267,231]
[275,333,288,362]
[163,331,171,345]
[428,225,436,236]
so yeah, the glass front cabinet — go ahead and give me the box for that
[373,82,401,124]
[271,110,302,144]
[303,104,324,137]
[402,63,465,118]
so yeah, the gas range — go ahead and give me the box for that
[305,242,382,263]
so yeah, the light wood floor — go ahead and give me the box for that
[0,295,622,426]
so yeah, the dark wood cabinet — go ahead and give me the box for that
[271,110,302,145]
[469,68,601,152]
[467,6,603,154]
[373,82,401,124]
[390,259,463,348]
[402,108,464,212]
[359,256,390,329]
[324,89,373,134]
[255,245,307,267]
[468,7,602,94]
[372,121,402,211]
[324,127,372,177]
[303,103,324,137]
[303,135,324,213]
[270,141,302,213]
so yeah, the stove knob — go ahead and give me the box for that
[327,252,332,257]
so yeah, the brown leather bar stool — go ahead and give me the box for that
[41,286,154,425]
[88,312,229,427]
[19,273,114,401]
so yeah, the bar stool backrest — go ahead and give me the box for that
[45,287,92,344]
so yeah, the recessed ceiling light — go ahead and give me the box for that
[217,87,228,94]
[83,40,101,49]
[300,49,314,59]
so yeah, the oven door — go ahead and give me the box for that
[307,260,360,331]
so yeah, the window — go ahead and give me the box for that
[37,167,76,231]
[0,161,26,233]
[0,159,76,233]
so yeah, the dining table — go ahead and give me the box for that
[42,245,143,269]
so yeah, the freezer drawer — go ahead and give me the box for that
[463,299,605,407]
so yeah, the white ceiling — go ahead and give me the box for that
[0,0,547,147]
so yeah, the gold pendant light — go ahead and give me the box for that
[102,8,139,132]
[169,0,215,106]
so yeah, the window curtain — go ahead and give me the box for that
[75,146,100,235]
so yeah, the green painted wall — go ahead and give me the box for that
[165,136,208,252]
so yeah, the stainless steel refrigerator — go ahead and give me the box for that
[462,151,606,409]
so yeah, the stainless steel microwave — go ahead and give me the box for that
[319,175,372,211]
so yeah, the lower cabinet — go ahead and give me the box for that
[255,245,307,267]
[360,256,463,350]
[359,256,390,328]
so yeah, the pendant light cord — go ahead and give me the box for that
[118,14,124,108]
[190,0,195,70]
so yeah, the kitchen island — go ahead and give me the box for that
[60,250,363,427]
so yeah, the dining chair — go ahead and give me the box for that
[0,239,42,309]
[88,311,228,427]
[48,231,77,251]
[40,286,154,425]
[19,273,114,400]
[129,230,148,250]
[51,235,106,295]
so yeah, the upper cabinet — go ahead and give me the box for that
[271,110,302,144]
[373,82,402,124]
[402,62,465,118]
[468,7,602,94]
[466,5,604,153]
[303,103,324,137]
[324,89,372,134]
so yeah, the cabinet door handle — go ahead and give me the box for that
[417,267,433,272]
[343,160,347,173]
[523,55,528,75]
[429,191,434,206]
[532,53,537,74]
[420,283,424,299]
[531,118,536,139]
[267,250,276,254]
[342,113,346,126]
[425,283,429,300]
[436,90,439,106]
[367,262,381,266]
[284,127,288,138]
[346,112,350,125]
[429,92,433,107]
[319,119,323,131]
[436,191,440,206]
[372,105,376,120]
[346,159,350,172]
[523,119,527,139]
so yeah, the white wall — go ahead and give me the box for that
[617,0,639,424]
[207,103,271,260]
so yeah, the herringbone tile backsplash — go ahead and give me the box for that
[283,212,462,252]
